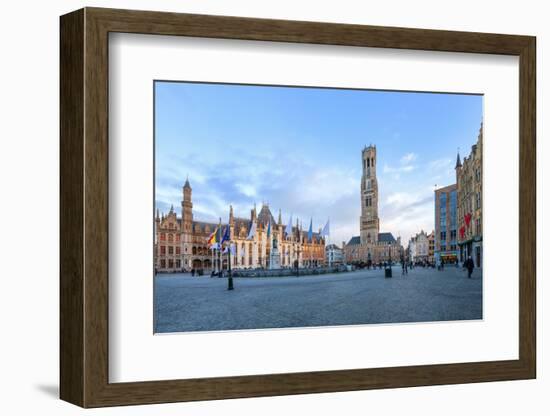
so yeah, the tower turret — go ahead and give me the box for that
[181,178,193,233]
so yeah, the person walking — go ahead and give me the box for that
[466,256,475,278]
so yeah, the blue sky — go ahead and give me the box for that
[155,81,482,246]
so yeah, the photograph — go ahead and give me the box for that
[153,81,484,333]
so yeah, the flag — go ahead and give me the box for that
[308,218,313,242]
[285,214,293,237]
[206,226,219,249]
[246,221,256,240]
[267,220,271,239]
[321,219,330,238]
[464,213,472,227]
[221,226,230,244]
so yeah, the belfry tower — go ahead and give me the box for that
[360,145,380,245]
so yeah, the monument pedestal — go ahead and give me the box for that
[269,249,281,269]
[269,237,281,270]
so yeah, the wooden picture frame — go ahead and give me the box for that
[60,7,536,408]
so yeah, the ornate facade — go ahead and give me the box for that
[155,179,326,272]
[408,230,429,263]
[343,145,402,264]
[456,124,483,267]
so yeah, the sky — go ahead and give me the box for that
[155,81,482,246]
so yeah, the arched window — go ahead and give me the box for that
[192,246,197,255]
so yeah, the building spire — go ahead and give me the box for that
[278,209,282,225]
[455,149,462,169]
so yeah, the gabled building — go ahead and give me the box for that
[456,124,483,267]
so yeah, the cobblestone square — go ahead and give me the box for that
[154,266,482,333]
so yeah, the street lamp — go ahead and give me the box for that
[385,245,393,278]
[227,242,234,291]
[296,244,302,277]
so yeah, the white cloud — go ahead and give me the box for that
[400,152,417,164]
[383,163,416,174]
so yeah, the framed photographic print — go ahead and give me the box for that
[60,7,536,408]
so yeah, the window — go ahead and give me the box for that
[175,260,181,268]
[450,230,457,240]
[475,218,481,235]
[160,246,166,255]
[176,246,181,255]
[476,168,481,182]
[440,231,447,241]
[168,234,173,242]
[160,259,166,268]
[476,192,481,209]
[160,233,166,241]
[168,246,173,255]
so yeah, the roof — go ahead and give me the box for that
[257,204,276,226]
[455,151,462,169]
[347,236,361,246]
[326,244,341,250]
[378,232,396,243]
[192,220,221,234]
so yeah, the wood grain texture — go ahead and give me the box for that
[59,7,536,408]
[59,8,84,407]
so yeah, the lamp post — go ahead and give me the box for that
[296,244,302,277]
[227,242,234,291]
[385,246,393,278]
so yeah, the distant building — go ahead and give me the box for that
[409,230,429,263]
[326,244,344,265]
[343,145,403,264]
[435,184,459,264]
[456,124,483,267]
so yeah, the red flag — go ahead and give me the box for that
[459,226,466,239]
[464,213,472,227]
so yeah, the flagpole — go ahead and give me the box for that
[328,218,331,268]
[218,218,222,275]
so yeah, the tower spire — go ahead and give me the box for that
[455,148,462,169]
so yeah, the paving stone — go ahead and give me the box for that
[154,265,482,333]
